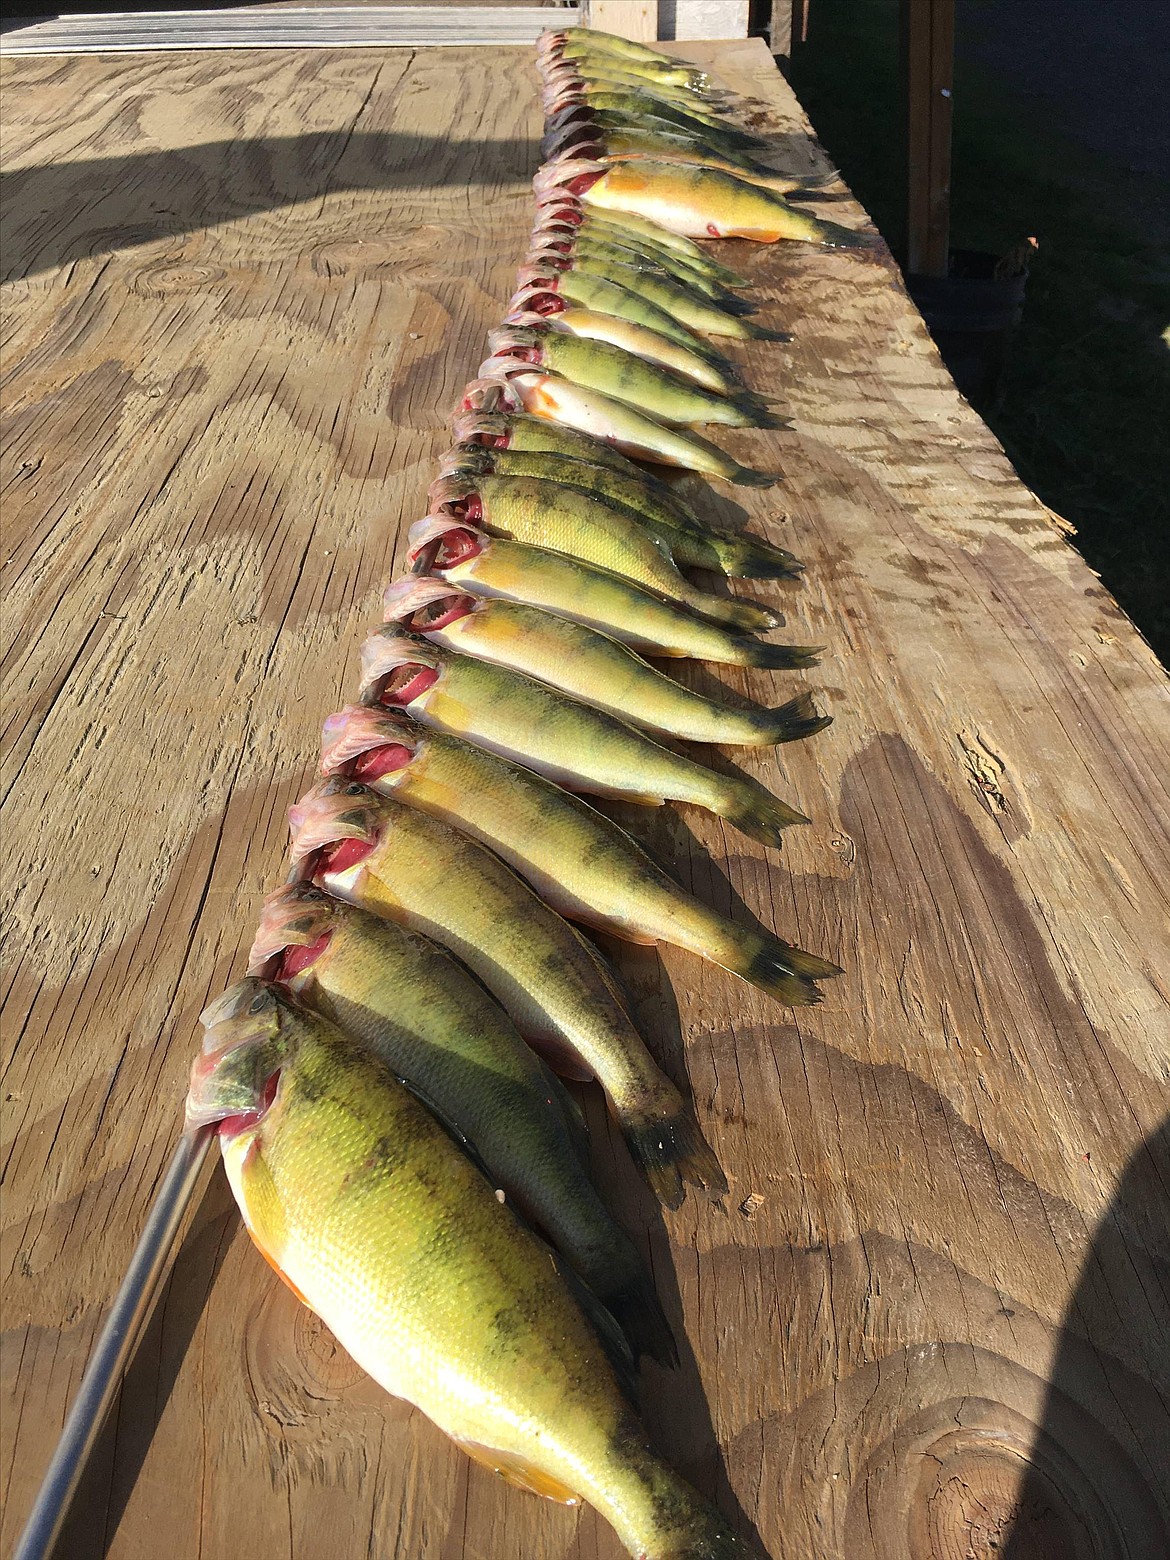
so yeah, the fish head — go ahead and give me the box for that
[530,204,584,242]
[541,103,595,138]
[458,375,522,415]
[286,776,385,884]
[484,323,545,366]
[437,440,495,480]
[522,240,571,273]
[426,472,484,525]
[534,188,584,222]
[533,27,566,65]
[357,625,446,710]
[319,704,421,793]
[449,408,512,448]
[532,157,606,201]
[475,352,539,388]
[502,310,568,341]
[507,281,567,319]
[405,513,488,577]
[382,575,478,637]
[540,123,604,162]
[247,882,341,981]
[185,978,295,1135]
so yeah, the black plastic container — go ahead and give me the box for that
[906,248,1028,407]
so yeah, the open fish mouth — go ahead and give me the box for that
[286,778,383,882]
[383,575,476,631]
[458,374,523,415]
[449,408,513,447]
[406,515,488,571]
[247,882,338,979]
[320,705,419,786]
[357,628,443,708]
[486,323,545,364]
[532,157,606,201]
[505,287,567,324]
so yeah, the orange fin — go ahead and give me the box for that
[453,1438,581,1505]
[249,1230,313,1309]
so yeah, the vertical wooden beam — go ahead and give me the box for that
[581,1,659,42]
[903,0,953,276]
[768,0,793,55]
[790,0,810,49]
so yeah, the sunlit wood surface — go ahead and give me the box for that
[3,37,1168,1560]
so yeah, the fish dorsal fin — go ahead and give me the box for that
[452,1439,581,1505]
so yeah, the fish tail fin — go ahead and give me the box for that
[726,463,784,487]
[760,690,833,744]
[691,593,781,633]
[742,639,825,669]
[716,925,842,1005]
[553,1258,641,1407]
[622,1104,728,1211]
[714,292,758,317]
[718,777,809,846]
[814,218,880,250]
[605,1273,680,1370]
[702,261,751,288]
[731,396,792,430]
[745,322,794,342]
[626,1460,764,1559]
[717,537,804,579]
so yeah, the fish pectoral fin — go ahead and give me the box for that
[249,1231,314,1310]
[452,1439,582,1505]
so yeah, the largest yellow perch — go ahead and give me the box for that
[187,981,758,1560]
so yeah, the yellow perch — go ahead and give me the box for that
[248,883,676,1362]
[321,705,836,1013]
[187,981,758,1558]
[383,578,826,742]
[358,626,809,847]
[286,777,724,1207]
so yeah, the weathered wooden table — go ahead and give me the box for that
[3,36,1168,1560]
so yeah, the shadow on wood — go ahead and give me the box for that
[1001,1115,1170,1559]
[1,131,544,283]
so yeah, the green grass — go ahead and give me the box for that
[788,0,1170,665]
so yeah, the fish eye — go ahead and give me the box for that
[344,783,365,798]
[249,990,273,1015]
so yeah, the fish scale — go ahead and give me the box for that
[187,988,755,1557]
[382,585,823,738]
[431,471,778,631]
[246,884,676,1363]
[286,778,724,1208]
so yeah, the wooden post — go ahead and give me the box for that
[581,1,659,42]
[902,0,953,276]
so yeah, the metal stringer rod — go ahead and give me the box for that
[12,1126,215,1560]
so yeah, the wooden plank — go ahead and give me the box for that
[581,0,657,43]
[903,0,953,275]
[768,0,792,55]
[660,2,750,41]
[3,34,1168,1560]
[0,8,579,55]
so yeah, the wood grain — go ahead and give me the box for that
[0,7,580,57]
[3,36,1168,1560]
[582,1,659,43]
